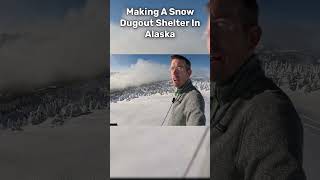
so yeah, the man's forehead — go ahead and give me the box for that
[171,58,184,63]
[211,0,242,19]
[171,59,186,66]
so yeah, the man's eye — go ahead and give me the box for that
[215,21,226,27]
[214,20,230,28]
[170,67,184,71]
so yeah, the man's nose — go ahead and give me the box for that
[173,69,178,75]
[171,68,179,75]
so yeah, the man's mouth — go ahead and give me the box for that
[173,78,179,82]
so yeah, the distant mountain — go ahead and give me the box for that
[110,72,119,76]
[110,78,210,103]
[258,50,319,65]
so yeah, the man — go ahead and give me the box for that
[166,54,206,126]
[208,0,306,179]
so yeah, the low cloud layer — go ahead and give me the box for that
[111,59,169,90]
[260,19,320,58]
[110,24,208,54]
[0,0,107,93]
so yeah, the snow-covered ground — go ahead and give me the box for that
[284,89,320,180]
[109,74,210,178]
[110,80,211,178]
[110,77,210,126]
[1,79,319,179]
[0,108,209,179]
[0,88,319,179]
[109,88,320,179]
[0,109,108,180]
[0,89,319,179]
[110,126,210,178]
[111,90,210,126]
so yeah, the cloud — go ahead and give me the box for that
[191,68,210,79]
[260,19,320,57]
[110,59,169,90]
[0,0,107,93]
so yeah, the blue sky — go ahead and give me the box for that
[110,0,209,26]
[111,54,209,72]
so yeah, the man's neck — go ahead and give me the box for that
[213,54,261,104]
[216,53,255,86]
[175,79,191,96]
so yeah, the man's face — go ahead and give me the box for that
[209,0,260,82]
[170,59,192,88]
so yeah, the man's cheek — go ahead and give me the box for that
[222,37,240,55]
[215,34,230,51]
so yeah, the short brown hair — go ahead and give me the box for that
[171,55,191,69]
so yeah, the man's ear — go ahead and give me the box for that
[248,25,262,50]
[188,69,192,77]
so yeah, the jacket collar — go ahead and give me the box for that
[213,54,265,105]
[175,79,192,96]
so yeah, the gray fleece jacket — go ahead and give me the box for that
[210,55,305,179]
[167,79,206,126]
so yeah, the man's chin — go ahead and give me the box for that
[211,60,224,82]
[173,83,180,88]
[172,81,178,87]
[210,75,217,82]
[210,69,222,82]
[172,81,183,88]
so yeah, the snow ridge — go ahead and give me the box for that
[110,78,210,103]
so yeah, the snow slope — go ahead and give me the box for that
[110,126,210,178]
[284,89,320,180]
